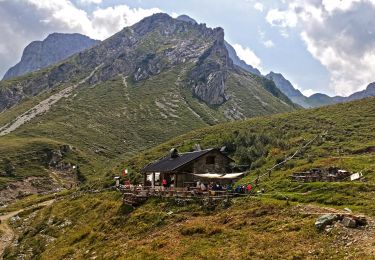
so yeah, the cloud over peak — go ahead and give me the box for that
[266,0,375,96]
[0,0,161,77]
[232,43,262,71]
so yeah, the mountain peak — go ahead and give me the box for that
[2,33,99,80]
[176,14,198,24]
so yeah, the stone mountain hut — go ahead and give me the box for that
[141,148,242,188]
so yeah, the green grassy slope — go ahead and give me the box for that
[123,97,375,214]
[3,98,375,259]
[0,65,295,190]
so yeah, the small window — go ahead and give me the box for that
[206,156,215,165]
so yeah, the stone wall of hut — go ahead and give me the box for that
[192,150,230,174]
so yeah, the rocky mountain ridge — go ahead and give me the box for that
[266,71,375,108]
[265,72,310,107]
[3,33,99,80]
[0,13,293,111]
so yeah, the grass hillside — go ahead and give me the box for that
[3,97,375,259]
[123,97,375,214]
[0,13,297,198]
[3,192,354,259]
[0,65,294,197]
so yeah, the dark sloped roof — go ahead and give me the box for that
[142,148,233,173]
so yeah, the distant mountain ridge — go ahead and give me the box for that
[2,33,99,80]
[266,71,375,108]
[265,72,310,108]
[4,14,371,110]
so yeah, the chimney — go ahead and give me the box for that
[220,146,228,154]
[170,148,179,158]
[194,144,202,151]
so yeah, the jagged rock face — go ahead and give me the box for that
[0,13,236,111]
[190,28,233,105]
[176,15,198,24]
[3,33,99,80]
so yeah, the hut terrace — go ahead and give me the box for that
[119,147,249,206]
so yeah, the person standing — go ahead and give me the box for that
[162,178,167,191]
[246,183,252,194]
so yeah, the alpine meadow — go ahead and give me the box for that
[0,2,375,259]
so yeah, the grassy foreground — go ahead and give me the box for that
[4,191,368,259]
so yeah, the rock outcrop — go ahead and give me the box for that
[0,13,242,110]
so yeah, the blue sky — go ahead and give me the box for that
[1,0,375,97]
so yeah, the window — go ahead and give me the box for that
[206,156,215,165]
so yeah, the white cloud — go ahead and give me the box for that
[0,0,162,78]
[263,40,274,48]
[258,29,275,48]
[301,89,317,97]
[266,0,375,96]
[23,0,162,40]
[266,8,297,28]
[79,0,102,4]
[322,0,361,13]
[171,12,179,18]
[254,2,264,12]
[232,43,262,70]
[90,5,162,39]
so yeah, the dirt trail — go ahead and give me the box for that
[0,199,55,257]
[0,65,103,136]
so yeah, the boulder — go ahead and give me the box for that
[315,214,338,230]
[342,217,357,228]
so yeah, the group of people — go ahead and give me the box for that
[195,181,255,194]
[195,181,226,191]
[233,183,253,194]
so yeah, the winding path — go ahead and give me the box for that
[0,200,55,257]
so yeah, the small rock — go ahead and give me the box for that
[10,215,21,222]
[342,217,357,228]
[167,211,173,215]
[344,208,352,213]
[325,227,332,233]
[315,214,338,230]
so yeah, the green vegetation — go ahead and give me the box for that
[123,97,375,214]
[3,192,356,259]
[0,63,294,191]
[3,97,375,258]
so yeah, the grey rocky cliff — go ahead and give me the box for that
[3,33,99,80]
[189,28,233,105]
[0,13,239,111]
[176,15,198,24]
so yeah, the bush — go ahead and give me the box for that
[180,225,206,236]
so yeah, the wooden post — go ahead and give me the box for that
[152,172,155,188]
